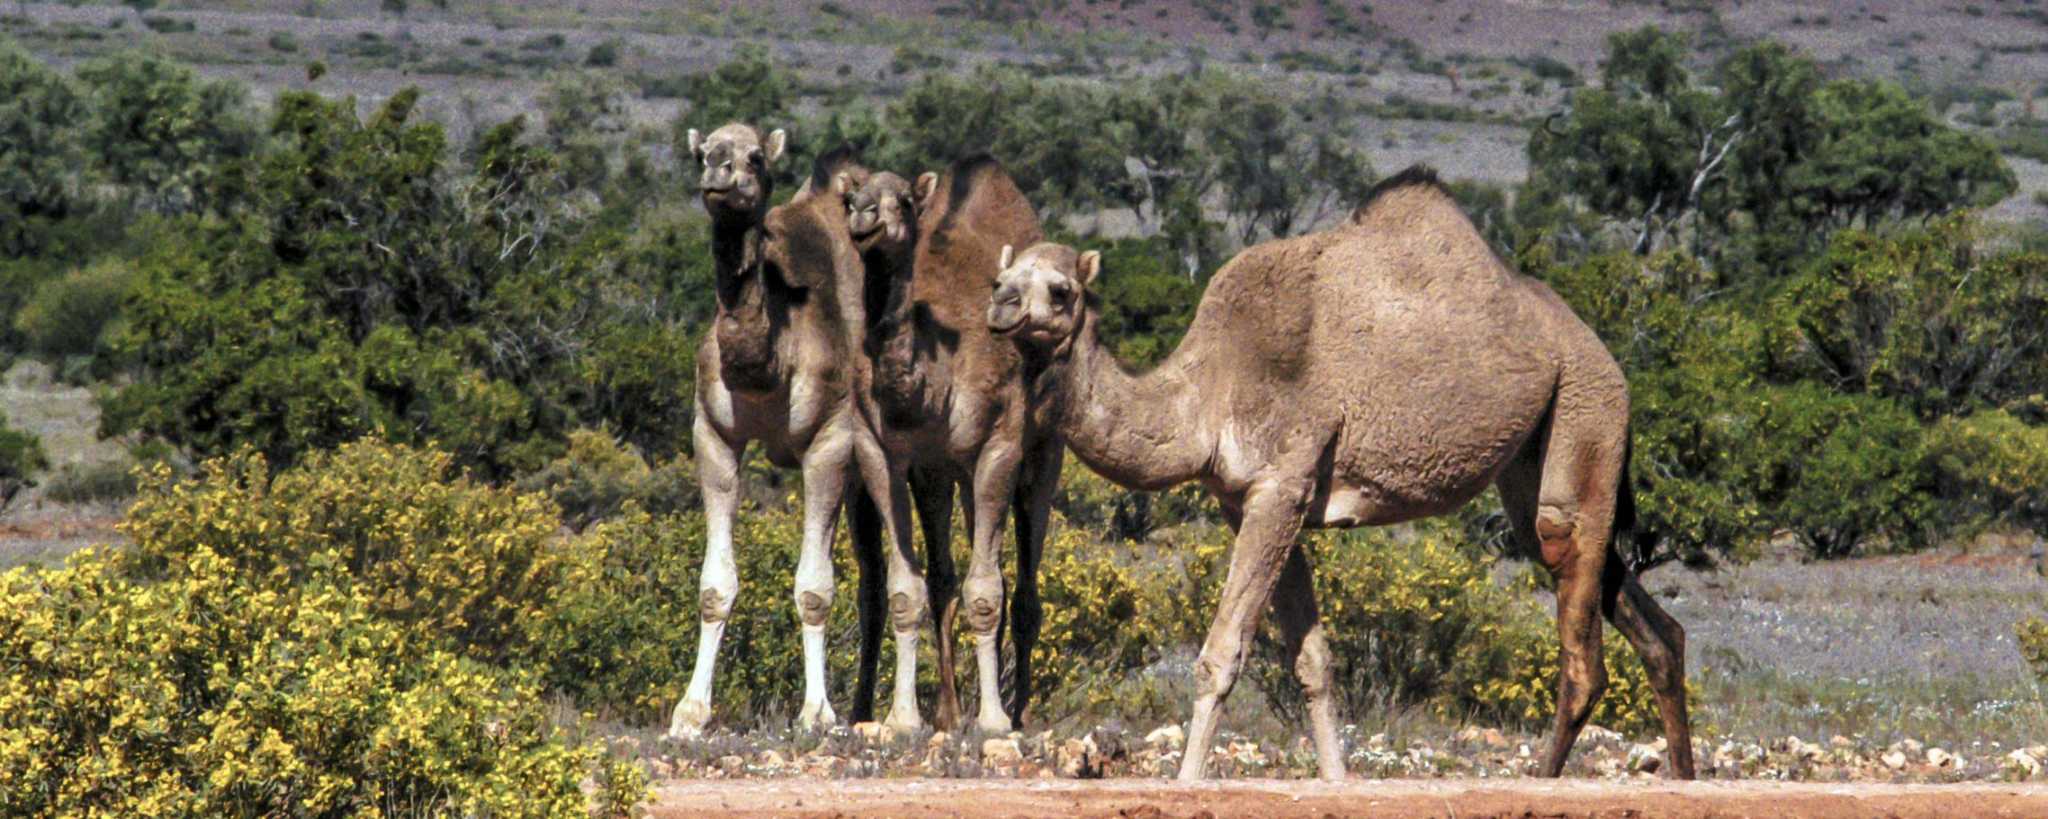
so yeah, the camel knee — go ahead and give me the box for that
[699,568,739,625]
[794,585,832,627]
[1557,652,1607,721]
[1535,502,1579,568]
[887,586,928,633]
[962,573,1004,636]
[1193,649,1245,702]
[1293,628,1335,701]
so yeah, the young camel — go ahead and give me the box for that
[986,167,1696,781]
[834,158,1060,733]
[670,124,914,738]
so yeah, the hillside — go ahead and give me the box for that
[3,0,2044,221]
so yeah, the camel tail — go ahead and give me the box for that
[1614,425,1660,572]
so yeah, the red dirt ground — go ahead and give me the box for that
[651,778,2048,818]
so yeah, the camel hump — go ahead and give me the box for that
[923,154,1040,259]
[931,154,1031,232]
[1348,164,1454,226]
[804,144,867,197]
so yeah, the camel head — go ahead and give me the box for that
[838,170,927,255]
[987,242,1098,349]
[688,122,787,221]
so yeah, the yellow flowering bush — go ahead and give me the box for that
[2017,618,2048,683]
[117,441,570,666]
[1034,517,1673,737]
[0,546,595,817]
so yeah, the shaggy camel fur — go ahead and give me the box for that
[836,158,1059,732]
[670,124,909,738]
[987,166,1695,781]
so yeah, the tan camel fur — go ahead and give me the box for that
[835,158,1060,733]
[986,166,1696,781]
[670,124,907,738]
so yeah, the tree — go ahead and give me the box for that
[75,52,260,215]
[0,42,89,254]
[1200,84,1373,246]
[886,65,1136,217]
[1528,27,1739,257]
[1531,28,2015,274]
[535,69,630,195]
[103,90,585,475]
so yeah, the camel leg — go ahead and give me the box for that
[847,488,885,724]
[912,469,963,731]
[1270,543,1346,781]
[1501,427,1620,777]
[793,422,853,731]
[1178,472,1312,781]
[671,412,744,739]
[1005,441,1062,728]
[1605,559,1698,779]
[965,442,1023,734]
[851,430,928,734]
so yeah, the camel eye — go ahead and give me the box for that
[1048,282,1072,301]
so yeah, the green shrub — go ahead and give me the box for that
[585,37,623,67]
[266,31,298,52]
[517,428,698,532]
[41,459,135,505]
[0,410,46,513]
[11,257,131,359]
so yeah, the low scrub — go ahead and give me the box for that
[1035,519,1674,737]
[0,440,644,815]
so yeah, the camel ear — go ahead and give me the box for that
[1075,250,1101,288]
[998,244,1014,270]
[914,172,939,209]
[687,128,705,161]
[832,171,854,198]
[764,129,787,164]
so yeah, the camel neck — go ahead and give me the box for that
[1053,313,1211,491]
[711,217,761,311]
[865,243,925,419]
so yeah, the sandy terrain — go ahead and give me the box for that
[651,778,2048,818]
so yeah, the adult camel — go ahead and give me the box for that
[984,166,1695,781]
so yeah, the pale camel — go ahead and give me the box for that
[669,124,914,738]
[986,166,1696,781]
[834,158,1059,733]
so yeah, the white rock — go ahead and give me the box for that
[983,737,1024,768]
[854,721,895,744]
[1926,747,1956,768]
[1881,750,1908,770]
[1627,743,1663,774]
[759,749,786,768]
[2008,749,2041,778]
[1144,724,1185,750]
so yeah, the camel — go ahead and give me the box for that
[670,124,917,738]
[985,166,1695,781]
[834,158,1059,733]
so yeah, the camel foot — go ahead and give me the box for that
[667,698,712,742]
[796,699,839,733]
[974,711,1013,736]
[882,708,925,736]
